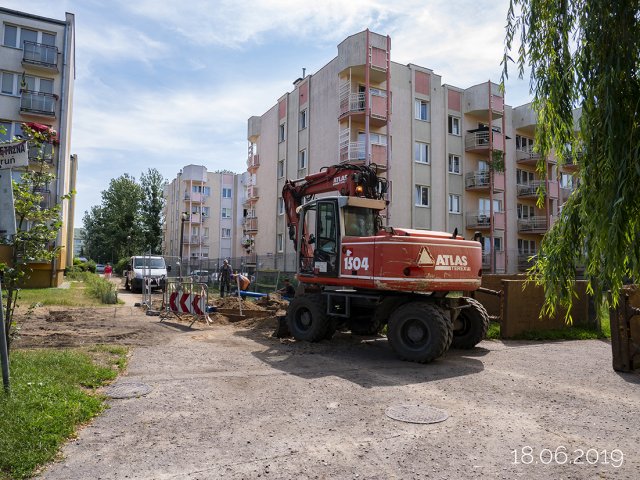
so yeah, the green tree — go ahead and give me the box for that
[502,0,640,318]
[82,174,144,262]
[140,168,165,254]
[1,123,73,351]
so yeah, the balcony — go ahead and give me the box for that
[517,252,537,271]
[466,211,505,230]
[247,185,259,200]
[464,171,504,192]
[189,213,202,224]
[339,141,387,170]
[338,90,388,127]
[517,181,550,198]
[20,90,56,117]
[244,217,258,233]
[465,131,504,153]
[516,147,543,166]
[28,141,54,164]
[482,251,506,272]
[464,82,504,120]
[22,41,58,72]
[184,192,204,203]
[247,153,260,172]
[517,216,549,234]
[186,235,203,245]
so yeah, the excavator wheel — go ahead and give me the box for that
[286,294,330,342]
[387,301,453,363]
[451,297,490,349]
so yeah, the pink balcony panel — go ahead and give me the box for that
[495,251,506,271]
[299,81,308,104]
[493,172,505,191]
[278,99,286,120]
[492,132,505,151]
[448,90,461,112]
[371,47,387,70]
[370,94,387,119]
[493,211,505,230]
[491,94,504,112]
[190,213,202,224]
[548,180,559,199]
[415,71,430,95]
[187,192,203,203]
[371,144,387,167]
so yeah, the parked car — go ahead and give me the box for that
[95,264,106,274]
[190,270,211,284]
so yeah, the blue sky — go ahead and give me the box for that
[5,0,530,226]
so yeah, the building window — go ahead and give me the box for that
[516,169,535,184]
[299,109,308,130]
[414,99,430,121]
[222,228,231,238]
[414,142,429,164]
[370,133,387,145]
[221,208,231,219]
[298,149,307,169]
[448,194,461,214]
[3,25,17,47]
[203,186,210,196]
[480,198,502,214]
[277,159,285,178]
[191,205,201,215]
[278,197,285,215]
[0,71,18,95]
[278,123,285,142]
[448,154,461,174]
[222,187,232,198]
[202,206,210,217]
[0,121,24,142]
[517,203,535,219]
[518,238,537,254]
[277,233,284,252]
[448,116,461,135]
[415,185,430,207]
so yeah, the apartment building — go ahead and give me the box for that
[162,165,244,271]
[0,7,76,286]
[244,29,578,274]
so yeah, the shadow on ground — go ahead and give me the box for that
[233,327,486,388]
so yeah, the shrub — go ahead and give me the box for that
[83,273,118,304]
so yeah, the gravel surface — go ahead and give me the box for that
[38,318,639,480]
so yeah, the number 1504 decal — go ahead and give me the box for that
[344,256,369,271]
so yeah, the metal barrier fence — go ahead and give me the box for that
[161,278,210,327]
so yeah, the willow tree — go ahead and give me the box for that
[502,0,640,318]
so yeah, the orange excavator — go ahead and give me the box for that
[279,163,489,363]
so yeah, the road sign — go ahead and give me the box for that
[0,171,16,239]
[0,141,29,170]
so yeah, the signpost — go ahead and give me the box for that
[0,140,28,241]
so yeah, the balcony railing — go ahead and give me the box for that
[516,146,542,164]
[20,90,56,117]
[517,181,545,198]
[28,141,54,164]
[22,41,58,70]
[244,217,258,232]
[517,252,537,271]
[465,131,504,152]
[339,92,365,116]
[517,216,548,233]
[247,186,259,200]
[247,154,260,170]
[465,171,490,189]
[466,211,505,230]
[481,250,506,272]
[184,192,204,203]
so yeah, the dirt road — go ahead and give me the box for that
[29,304,638,480]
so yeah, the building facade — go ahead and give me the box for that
[244,29,577,274]
[0,7,77,286]
[162,165,244,273]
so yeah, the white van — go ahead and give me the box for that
[124,255,170,293]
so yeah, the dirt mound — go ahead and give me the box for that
[214,297,266,311]
[256,293,290,310]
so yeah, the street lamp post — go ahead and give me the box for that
[179,212,189,279]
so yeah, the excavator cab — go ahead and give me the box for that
[296,196,385,278]
[298,198,340,277]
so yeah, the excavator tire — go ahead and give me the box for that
[451,297,490,349]
[387,301,452,363]
[286,294,330,342]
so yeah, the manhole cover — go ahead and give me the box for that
[385,404,449,424]
[106,382,152,399]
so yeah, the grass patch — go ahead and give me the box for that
[0,347,128,480]
[486,316,612,341]
[8,282,102,308]
[486,321,501,340]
